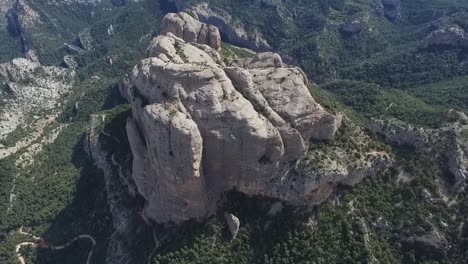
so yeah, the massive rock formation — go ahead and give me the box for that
[121,13,389,223]
[369,110,468,188]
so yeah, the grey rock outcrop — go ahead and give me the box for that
[447,109,468,124]
[369,112,468,188]
[402,233,449,259]
[62,55,78,70]
[162,12,221,50]
[6,0,40,53]
[121,16,389,224]
[0,58,74,140]
[368,119,430,150]
[224,212,240,240]
[77,28,93,51]
[169,1,271,51]
[422,24,468,49]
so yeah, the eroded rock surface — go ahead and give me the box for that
[162,12,221,50]
[0,58,74,141]
[121,15,389,223]
[369,110,468,188]
[6,0,41,53]
[168,2,271,51]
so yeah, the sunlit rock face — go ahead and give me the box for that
[161,12,221,50]
[120,13,394,224]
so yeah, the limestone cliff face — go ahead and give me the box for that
[121,13,388,224]
[85,114,153,264]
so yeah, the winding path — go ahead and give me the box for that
[15,227,96,264]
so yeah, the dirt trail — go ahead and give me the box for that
[15,227,96,264]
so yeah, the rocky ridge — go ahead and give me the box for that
[169,0,271,51]
[162,12,221,50]
[120,12,390,224]
[369,110,468,189]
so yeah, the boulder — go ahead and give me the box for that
[77,28,93,51]
[224,212,240,240]
[62,55,78,70]
[248,52,283,68]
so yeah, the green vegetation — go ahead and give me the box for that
[0,27,22,63]
[406,76,468,113]
[341,50,468,90]
[0,158,15,223]
[220,43,255,63]
[321,80,447,127]
[0,0,165,262]
[0,78,116,263]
